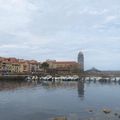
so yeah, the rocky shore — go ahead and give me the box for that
[51,108,120,120]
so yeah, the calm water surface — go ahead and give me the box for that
[0,80,120,120]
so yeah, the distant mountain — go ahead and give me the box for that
[86,67,101,73]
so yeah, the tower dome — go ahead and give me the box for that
[78,51,84,71]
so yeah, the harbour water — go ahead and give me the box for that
[0,80,120,120]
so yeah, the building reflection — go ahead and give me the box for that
[41,81,85,100]
[0,80,34,91]
[77,81,85,100]
[0,80,85,100]
[41,81,78,89]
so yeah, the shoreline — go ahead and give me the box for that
[0,75,26,81]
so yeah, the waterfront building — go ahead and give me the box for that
[46,60,56,69]
[54,61,80,70]
[0,53,83,75]
[0,58,20,74]
[0,61,12,75]
[0,61,20,75]
[0,57,42,75]
[78,51,84,71]
[28,60,39,74]
[1,60,8,74]
[19,62,29,74]
[37,62,43,73]
[46,60,80,74]
[11,62,20,74]
[0,60,2,75]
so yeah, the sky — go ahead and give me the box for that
[0,0,120,70]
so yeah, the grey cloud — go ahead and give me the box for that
[0,0,120,70]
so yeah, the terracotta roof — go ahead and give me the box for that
[54,61,78,64]
[0,56,40,64]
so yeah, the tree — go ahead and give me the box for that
[41,62,49,73]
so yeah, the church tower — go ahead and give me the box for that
[78,51,84,71]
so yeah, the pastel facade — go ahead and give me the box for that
[0,61,20,74]
[19,62,29,73]
[11,62,20,73]
[0,57,41,75]
[28,60,40,73]
[0,53,83,75]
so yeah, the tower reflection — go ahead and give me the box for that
[77,81,85,100]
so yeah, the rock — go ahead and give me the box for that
[86,108,93,113]
[89,109,93,113]
[114,113,118,116]
[102,109,111,114]
[87,118,94,120]
[53,117,67,120]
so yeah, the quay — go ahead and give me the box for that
[1,70,120,83]
[0,75,29,81]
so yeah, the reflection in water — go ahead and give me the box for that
[0,80,120,93]
[0,80,80,91]
[0,80,85,101]
[41,81,78,89]
[0,80,34,91]
[77,81,84,100]
[0,80,120,120]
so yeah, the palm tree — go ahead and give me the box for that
[41,62,49,73]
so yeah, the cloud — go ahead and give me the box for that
[0,44,30,49]
[105,15,118,22]
[0,0,120,70]
[0,0,38,34]
[93,14,120,31]
[78,8,109,15]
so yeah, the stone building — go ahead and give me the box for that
[78,51,84,71]
[46,60,80,74]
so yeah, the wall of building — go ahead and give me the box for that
[46,60,80,74]
[78,52,84,71]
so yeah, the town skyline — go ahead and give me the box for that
[0,52,120,71]
[0,0,120,70]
